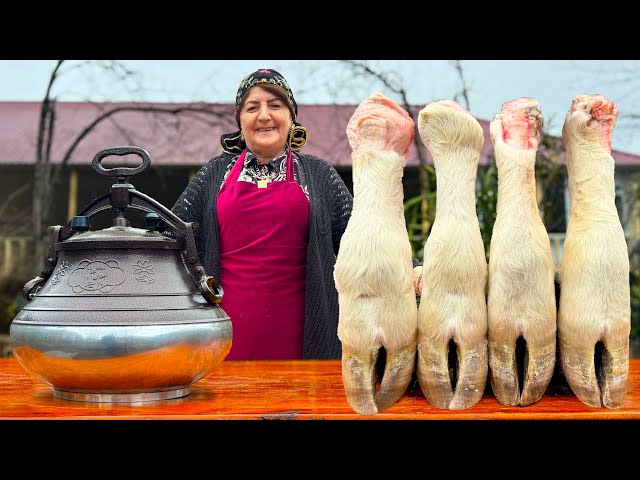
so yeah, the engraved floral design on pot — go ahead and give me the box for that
[50,260,70,285]
[132,260,155,284]
[67,260,126,293]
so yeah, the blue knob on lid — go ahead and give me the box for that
[71,216,91,232]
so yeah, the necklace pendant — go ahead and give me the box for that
[257,179,268,189]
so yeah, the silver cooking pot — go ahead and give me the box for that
[10,146,232,403]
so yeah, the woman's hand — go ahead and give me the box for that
[413,266,423,297]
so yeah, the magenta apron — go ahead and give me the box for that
[217,150,309,360]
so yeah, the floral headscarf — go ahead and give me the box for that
[220,68,307,154]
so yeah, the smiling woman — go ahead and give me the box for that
[171,68,354,361]
[238,86,294,163]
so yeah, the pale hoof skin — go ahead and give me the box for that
[417,339,488,410]
[559,337,629,408]
[489,336,555,406]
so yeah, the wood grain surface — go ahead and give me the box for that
[1,358,639,420]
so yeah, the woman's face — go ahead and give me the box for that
[239,86,292,161]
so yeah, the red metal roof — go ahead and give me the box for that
[1,101,638,168]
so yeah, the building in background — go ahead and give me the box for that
[1,101,639,276]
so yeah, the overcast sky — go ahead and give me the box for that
[1,59,638,155]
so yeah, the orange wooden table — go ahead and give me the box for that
[1,358,639,420]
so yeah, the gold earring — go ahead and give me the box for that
[240,131,245,141]
[288,124,307,152]
[287,125,294,148]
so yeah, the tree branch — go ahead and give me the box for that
[59,104,230,167]
[452,60,471,111]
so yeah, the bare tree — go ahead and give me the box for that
[452,60,472,111]
[32,60,62,274]
[5,60,233,276]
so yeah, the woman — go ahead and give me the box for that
[172,68,422,360]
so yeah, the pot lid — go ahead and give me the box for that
[57,225,182,251]
[23,146,224,306]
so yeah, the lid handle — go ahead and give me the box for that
[92,146,151,183]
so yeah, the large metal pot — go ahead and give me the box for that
[10,146,232,403]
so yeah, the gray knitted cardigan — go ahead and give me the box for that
[171,152,353,359]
